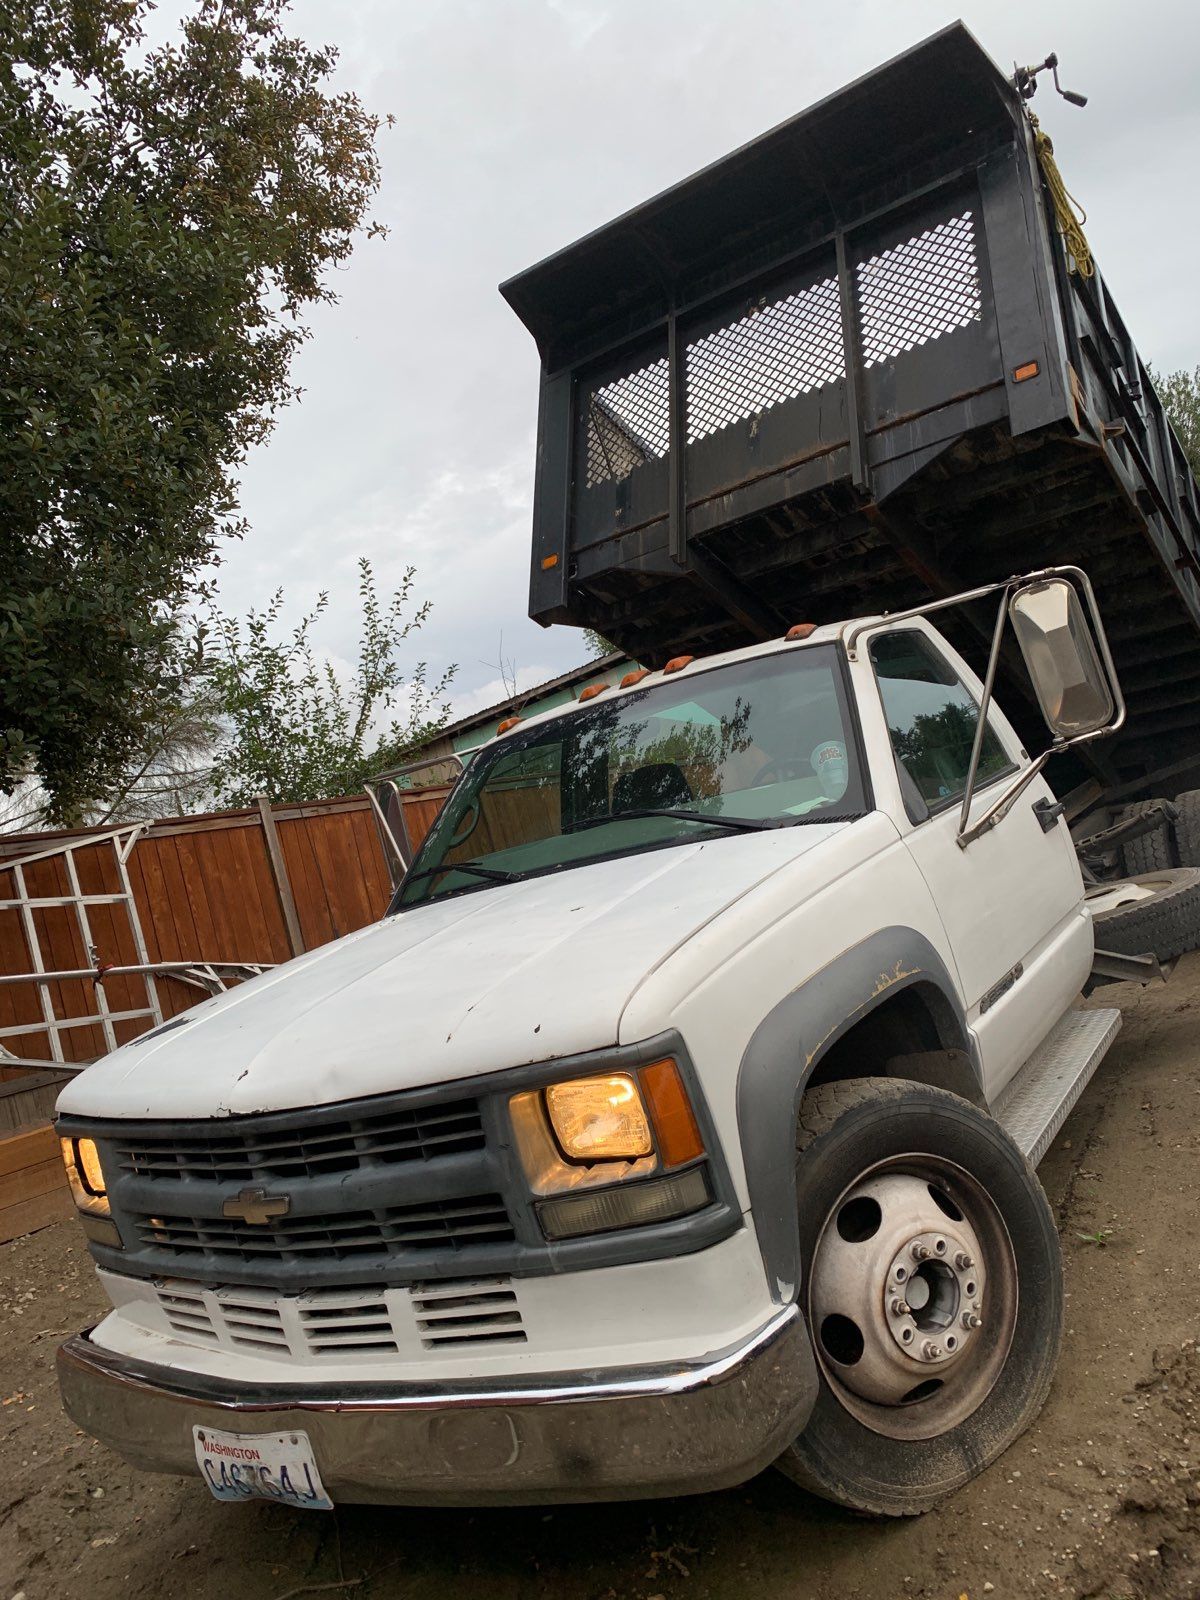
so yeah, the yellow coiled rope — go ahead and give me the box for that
[1028,110,1094,279]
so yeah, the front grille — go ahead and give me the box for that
[134,1193,515,1265]
[154,1276,525,1359]
[115,1097,485,1183]
[82,1083,527,1291]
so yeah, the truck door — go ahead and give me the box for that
[863,624,1091,1099]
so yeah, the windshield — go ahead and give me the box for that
[396,644,865,908]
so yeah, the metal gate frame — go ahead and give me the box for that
[0,824,271,1072]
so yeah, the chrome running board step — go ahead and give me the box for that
[993,1008,1122,1166]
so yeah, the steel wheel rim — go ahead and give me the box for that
[806,1152,1018,1441]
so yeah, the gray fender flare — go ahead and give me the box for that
[736,926,979,1302]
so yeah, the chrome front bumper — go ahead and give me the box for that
[58,1307,816,1505]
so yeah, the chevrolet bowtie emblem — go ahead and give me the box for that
[222,1186,291,1226]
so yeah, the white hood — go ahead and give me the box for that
[58,826,849,1120]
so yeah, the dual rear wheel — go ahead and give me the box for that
[778,1079,1062,1515]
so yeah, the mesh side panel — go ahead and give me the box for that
[686,277,845,443]
[582,358,670,488]
[856,211,982,367]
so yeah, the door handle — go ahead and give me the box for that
[1032,797,1066,832]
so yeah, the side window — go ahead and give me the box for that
[870,631,1011,817]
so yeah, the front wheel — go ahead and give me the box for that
[775,1078,1062,1515]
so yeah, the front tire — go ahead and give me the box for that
[775,1078,1062,1516]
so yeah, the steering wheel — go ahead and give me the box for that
[447,797,481,848]
[751,755,812,786]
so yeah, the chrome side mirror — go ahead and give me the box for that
[1009,578,1114,738]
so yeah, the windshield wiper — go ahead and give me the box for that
[568,807,779,835]
[403,861,522,890]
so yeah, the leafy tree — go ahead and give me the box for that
[207,559,455,806]
[1,626,222,831]
[89,674,224,823]
[1153,364,1200,479]
[583,629,622,660]
[0,0,385,822]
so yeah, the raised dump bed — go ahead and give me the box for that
[502,23,1200,801]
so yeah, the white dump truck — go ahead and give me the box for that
[55,24,1200,1517]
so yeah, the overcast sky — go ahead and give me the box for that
[224,0,1200,724]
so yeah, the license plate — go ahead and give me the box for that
[193,1425,333,1510]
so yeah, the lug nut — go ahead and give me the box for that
[911,1242,931,1262]
[922,1340,940,1361]
[954,1251,974,1271]
[962,1310,982,1330]
[889,1296,907,1316]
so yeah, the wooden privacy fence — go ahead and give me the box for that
[0,785,450,1071]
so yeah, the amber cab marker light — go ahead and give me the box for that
[640,1058,705,1168]
[785,622,817,642]
[496,716,521,735]
[1013,360,1040,383]
[621,668,650,689]
[579,683,608,701]
[663,654,694,675]
[541,553,559,570]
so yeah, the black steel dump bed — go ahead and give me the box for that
[502,23,1200,799]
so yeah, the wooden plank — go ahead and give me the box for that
[189,823,244,961]
[129,838,178,961]
[300,819,347,940]
[0,1185,74,1244]
[256,797,305,956]
[0,1123,58,1178]
[347,811,391,917]
[171,831,221,957]
[307,815,355,939]
[0,1081,64,1134]
[276,817,332,951]
[0,1070,71,1102]
[0,1155,67,1211]
[227,821,292,963]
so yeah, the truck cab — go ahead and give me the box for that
[56,585,1127,1515]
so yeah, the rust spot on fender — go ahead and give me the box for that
[803,962,921,1067]
[870,959,918,998]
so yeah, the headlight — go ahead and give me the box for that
[545,1073,652,1161]
[59,1136,122,1247]
[60,1136,109,1214]
[510,1056,712,1241]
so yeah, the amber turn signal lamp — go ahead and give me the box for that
[785,622,816,641]
[579,683,608,701]
[541,554,559,569]
[663,654,694,674]
[640,1058,705,1167]
[621,668,650,689]
[496,716,521,735]
[1013,360,1040,383]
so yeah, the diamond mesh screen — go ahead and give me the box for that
[685,277,845,444]
[856,211,982,368]
[582,358,670,489]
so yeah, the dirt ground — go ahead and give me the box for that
[2,962,1199,1600]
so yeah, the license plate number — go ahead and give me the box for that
[193,1425,333,1510]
